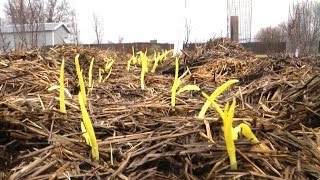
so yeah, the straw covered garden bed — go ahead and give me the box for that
[0,38,320,179]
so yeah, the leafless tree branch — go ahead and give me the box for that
[92,13,104,44]
[0,18,11,52]
[3,0,78,49]
[286,1,320,56]
[184,18,191,45]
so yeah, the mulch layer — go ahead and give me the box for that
[1,39,320,179]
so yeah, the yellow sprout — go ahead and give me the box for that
[88,57,94,88]
[198,79,239,119]
[160,49,173,63]
[81,121,90,145]
[59,58,66,114]
[75,54,87,105]
[138,51,149,90]
[102,67,112,82]
[171,57,200,109]
[151,49,173,73]
[202,92,237,169]
[104,59,114,71]
[127,47,138,71]
[203,87,266,170]
[98,68,103,83]
[232,123,258,142]
[151,52,161,73]
[98,59,115,83]
[127,60,131,71]
[78,92,99,160]
[225,98,237,170]
[232,123,267,150]
[176,85,200,94]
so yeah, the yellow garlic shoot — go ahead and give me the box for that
[59,58,66,114]
[78,92,99,160]
[88,57,94,88]
[171,57,200,109]
[198,79,238,119]
[75,54,87,105]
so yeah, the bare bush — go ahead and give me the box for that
[69,10,80,45]
[286,1,320,56]
[118,36,124,43]
[255,26,286,43]
[92,13,104,44]
[0,18,11,52]
[184,18,191,45]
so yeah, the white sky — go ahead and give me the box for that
[1,0,316,44]
[70,0,294,44]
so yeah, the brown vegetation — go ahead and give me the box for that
[0,39,320,179]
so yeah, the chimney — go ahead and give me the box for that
[230,16,239,42]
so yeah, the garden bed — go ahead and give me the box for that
[0,39,320,179]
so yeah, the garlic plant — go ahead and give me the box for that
[171,57,200,110]
[202,80,264,170]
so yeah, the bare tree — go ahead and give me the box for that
[5,0,29,49]
[5,0,45,49]
[4,0,77,49]
[45,0,72,23]
[69,10,80,45]
[45,0,57,23]
[255,25,286,43]
[92,13,104,44]
[118,36,124,43]
[286,1,320,56]
[255,25,287,54]
[0,18,11,52]
[27,0,45,48]
[183,18,191,46]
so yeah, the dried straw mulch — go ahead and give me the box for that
[0,40,320,179]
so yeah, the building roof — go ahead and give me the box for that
[0,22,71,33]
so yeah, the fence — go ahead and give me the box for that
[63,41,287,55]
[242,42,286,54]
[83,43,174,54]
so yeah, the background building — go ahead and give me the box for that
[0,22,72,51]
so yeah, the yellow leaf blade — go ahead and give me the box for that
[198,79,238,119]
[238,123,259,143]
[105,59,114,71]
[171,57,180,109]
[203,92,237,169]
[232,125,241,140]
[102,67,112,82]
[235,123,268,150]
[202,92,225,120]
[78,92,99,160]
[81,121,91,146]
[176,85,200,95]
[139,51,149,90]
[98,69,103,83]
[59,58,66,114]
[75,54,87,105]
[88,57,94,88]
[225,98,237,170]
[127,59,131,71]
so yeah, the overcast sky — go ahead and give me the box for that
[69,0,297,44]
[1,0,315,44]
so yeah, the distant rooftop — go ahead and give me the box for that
[0,22,70,33]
